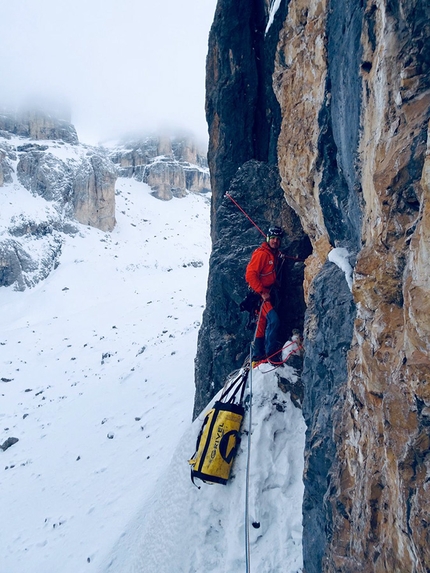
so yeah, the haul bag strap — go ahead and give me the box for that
[219,369,248,404]
[196,407,219,474]
[189,410,211,468]
[191,470,229,485]
[213,400,245,416]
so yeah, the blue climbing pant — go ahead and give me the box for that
[265,307,280,358]
[253,301,280,360]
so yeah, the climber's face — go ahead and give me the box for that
[268,236,281,250]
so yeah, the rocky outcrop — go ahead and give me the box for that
[0,142,14,186]
[109,135,210,200]
[0,117,116,289]
[184,165,210,194]
[14,147,116,232]
[17,150,74,206]
[194,0,310,417]
[0,110,78,144]
[0,233,63,290]
[145,159,186,200]
[73,154,116,231]
[201,0,430,571]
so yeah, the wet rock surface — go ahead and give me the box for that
[301,261,356,573]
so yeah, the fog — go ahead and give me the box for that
[1,0,217,145]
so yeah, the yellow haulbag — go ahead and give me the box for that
[189,400,244,485]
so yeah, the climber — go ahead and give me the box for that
[245,225,284,364]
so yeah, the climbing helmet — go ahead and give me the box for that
[266,226,284,241]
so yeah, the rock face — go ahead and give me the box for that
[145,159,186,200]
[194,0,311,417]
[0,234,63,291]
[200,0,430,571]
[73,155,117,231]
[0,114,116,290]
[0,109,78,144]
[13,144,116,232]
[0,141,14,186]
[17,149,74,206]
[109,135,210,200]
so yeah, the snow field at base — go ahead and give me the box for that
[0,177,211,573]
[101,366,305,573]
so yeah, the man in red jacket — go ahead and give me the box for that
[245,226,283,364]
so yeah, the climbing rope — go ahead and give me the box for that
[225,192,306,262]
[244,342,253,573]
[225,192,266,238]
[244,304,264,573]
[244,334,304,571]
[251,338,304,369]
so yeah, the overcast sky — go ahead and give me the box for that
[1,0,217,145]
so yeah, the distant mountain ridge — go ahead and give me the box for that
[108,134,210,200]
[0,110,210,290]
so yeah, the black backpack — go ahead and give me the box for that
[239,290,261,330]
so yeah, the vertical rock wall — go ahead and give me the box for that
[194,0,311,417]
[73,155,117,232]
[324,2,430,571]
[202,0,430,570]
[275,0,430,571]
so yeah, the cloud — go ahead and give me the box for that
[0,0,216,145]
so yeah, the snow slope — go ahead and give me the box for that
[101,364,305,573]
[1,168,305,573]
[1,176,211,572]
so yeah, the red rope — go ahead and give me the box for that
[252,339,304,369]
[281,253,306,262]
[225,192,266,237]
[225,192,306,262]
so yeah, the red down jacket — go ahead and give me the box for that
[245,242,279,296]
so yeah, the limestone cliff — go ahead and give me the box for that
[109,134,210,200]
[198,0,430,571]
[72,154,117,232]
[194,0,311,417]
[0,109,78,145]
[0,115,116,290]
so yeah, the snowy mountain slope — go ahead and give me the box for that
[2,155,306,573]
[1,176,211,573]
[0,134,117,289]
[100,364,305,573]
